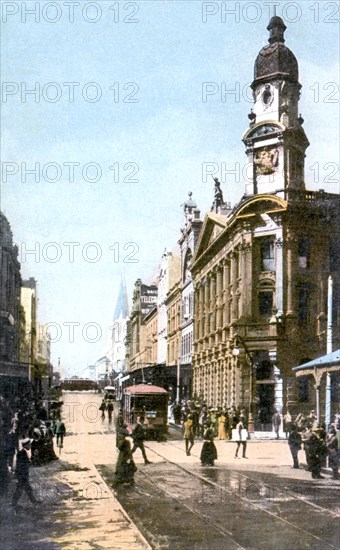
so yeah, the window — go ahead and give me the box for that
[259,291,273,317]
[298,377,310,402]
[330,239,340,272]
[298,238,309,269]
[260,237,275,271]
[298,285,309,324]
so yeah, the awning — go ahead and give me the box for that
[292,349,340,377]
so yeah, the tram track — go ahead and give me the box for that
[131,439,339,549]
[138,467,246,550]
[154,438,340,518]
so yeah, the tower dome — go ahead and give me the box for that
[253,17,299,86]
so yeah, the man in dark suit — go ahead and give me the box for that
[12,438,39,509]
[131,416,151,464]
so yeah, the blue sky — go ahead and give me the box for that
[1,0,339,376]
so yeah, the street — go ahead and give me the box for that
[2,391,339,549]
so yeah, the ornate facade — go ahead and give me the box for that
[0,212,21,363]
[191,17,340,429]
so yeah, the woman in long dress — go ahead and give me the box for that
[114,428,137,486]
[200,423,218,466]
[217,412,227,440]
[183,414,194,455]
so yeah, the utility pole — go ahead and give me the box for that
[325,275,333,427]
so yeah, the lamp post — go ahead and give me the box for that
[232,335,255,434]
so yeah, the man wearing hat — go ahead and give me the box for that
[131,416,151,464]
[12,438,39,508]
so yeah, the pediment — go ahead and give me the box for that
[193,213,227,263]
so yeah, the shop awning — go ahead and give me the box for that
[292,349,340,377]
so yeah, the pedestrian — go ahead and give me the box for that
[12,438,39,509]
[115,409,124,448]
[107,401,114,422]
[308,431,326,479]
[326,425,339,480]
[173,402,182,425]
[183,414,194,456]
[198,408,207,438]
[210,409,218,437]
[234,415,248,459]
[99,399,106,419]
[131,416,151,464]
[217,411,227,440]
[54,418,66,448]
[272,410,281,439]
[288,424,302,469]
[31,428,44,466]
[301,424,313,470]
[113,428,137,486]
[42,421,58,462]
[200,423,217,466]
[283,409,292,439]
[4,428,18,473]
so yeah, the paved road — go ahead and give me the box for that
[2,392,339,549]
[102,429,340,550]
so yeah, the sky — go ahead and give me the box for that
[1,0,339,376]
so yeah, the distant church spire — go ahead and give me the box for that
[113,273,129,321]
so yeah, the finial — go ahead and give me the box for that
[267,16,287,44]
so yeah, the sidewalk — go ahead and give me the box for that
[1,433,151,550]
[151,427,336,481]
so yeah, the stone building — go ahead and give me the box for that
[125,278,158,380]
[0,212,28,396]
[191,17,340,431]
[0,212,21,363]
[177,193,202,398]
[157,250,181,366]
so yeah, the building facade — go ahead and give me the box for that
[126,278,158,375]
[178,194,203,398]
[191,17,340,430]
[157,250,181,366]
[0,212,29,396]
[0,212,21,364]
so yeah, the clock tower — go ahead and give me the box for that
[243,17,309,198]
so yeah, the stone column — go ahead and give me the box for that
[240,241,253,318]
[199,284,204,340]
[194,286,200,342]
[275,233,283,314]
[231,251,239,323]
[205,275,210,335]
[216,265,223,329]
[222,260,230,326]
[286,234,296,316]
[211,271,217,333]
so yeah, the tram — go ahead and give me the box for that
[122,384,169,439]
